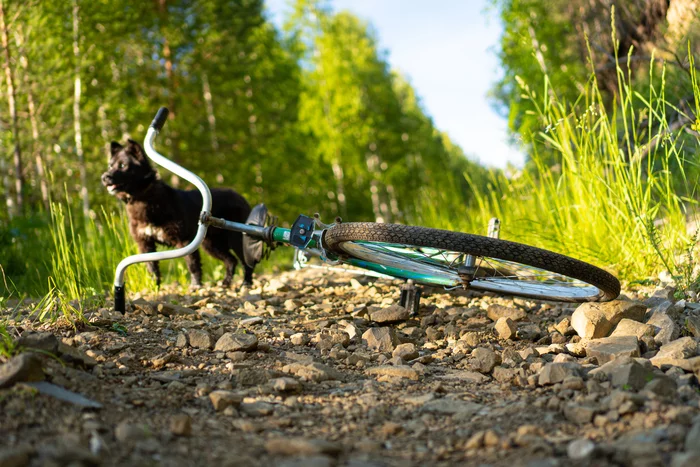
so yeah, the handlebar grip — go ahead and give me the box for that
[150,107,170,131]
[114,285,126,314]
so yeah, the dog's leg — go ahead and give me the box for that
[137,237,161,286]
[202,240,238,288]
[185,249,203,286]
[229,236,253,286]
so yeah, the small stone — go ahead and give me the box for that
[187,329,213,350]
[563,403,597,424]
[175,333,188,348]
[169,414,192,436]
[555,317,572,335]
[156,302,196,316]
[465,431,485,449]
[362,327,399,352]
[240,401,274,417]
[647,311,680,345]
[115,421,147,443]
[650,337,698,367]
[685,421,700,454]
[567,438,595,460]
[538,362,582,386]
[366,365,419,381]
[571,300,646,339]
[265,438,342,457]
[209,390,243,411]
[284,299,303,311]
[240,317,264,327]
[589,357,653,390]
[284,362,343,382]
[369,305,409,323]
[487,304,527,322]
[392,343,418,361]
[214,333,258,352]
[17,332,59,354]
[495,317,517,340]
[685,316,700,338]
[0,353,44,389]
[470,347,501,374]
[644,375,677,397]
[672,453,700,467]
[610,319,655,339]
[272,377,301,392]
[290,333,309,346]
[585,336,639,364]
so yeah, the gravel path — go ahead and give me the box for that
[1,267,700,467]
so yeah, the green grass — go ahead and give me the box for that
[418,54,699,297]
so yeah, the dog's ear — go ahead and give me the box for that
[126,139,149,164]
[110,141,123,157]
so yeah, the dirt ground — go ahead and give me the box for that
[1,267,699,467]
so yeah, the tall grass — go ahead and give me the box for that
[419,55,699,293]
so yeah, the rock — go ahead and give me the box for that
[685,421,700,454]
[495,317,517,340]
[571,300,646,339]
[240,316,263,327]
[369,305,409,323]
[366,365,419,380]
[265,438,342,457]
[492,366,517,383]
[290,333,309,346]
[585,336,640,364]
[284,299,303,311]
[240,401,274,417]
[284,362,343,382]
[57,343,98,368]
[156,302,196,316]
[650,337,698,367]
[644,375,677,397]
[421,398,483,418]
[610,319,655,339]
[0,353,44,389]
[470,347,500,374]
[187,329,213,350]
[567,438,595,460]
[563,403,597,424]
[672,453,700,467]
[17,332,59,354]
[214,333,258,352]
[392,343,419,361]
[209,390,243,411]
[686,316,700,337]
[271,377,301,392]
[589,357,654,390]
[646,300,683,320]
[175,333,188,348]
[487,304,527,322]
[115,421,148,443]
[362,327,399,352]
[538,362,582,386]
[555,317,572,335]
[169,414,192,436]
[647,311,680,345]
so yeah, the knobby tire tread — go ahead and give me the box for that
[324,222,620,301]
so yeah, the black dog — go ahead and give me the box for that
[101,139,253,287]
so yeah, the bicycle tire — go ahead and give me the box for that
[324,222,620,302]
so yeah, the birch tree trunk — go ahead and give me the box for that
[202,73,219,151]
[17,26,50,211]
[0,0,23,216]
[73,0,90,217]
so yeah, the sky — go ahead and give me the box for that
[264,0,525,169]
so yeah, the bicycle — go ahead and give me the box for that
[112,108,621,313]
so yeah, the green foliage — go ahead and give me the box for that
[424,54,699,294]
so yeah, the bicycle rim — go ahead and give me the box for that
[337,241,607,302]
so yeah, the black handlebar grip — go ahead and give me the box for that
[114,285,126,314]
[150,107,170,131]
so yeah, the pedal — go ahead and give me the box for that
[399,280,422,315]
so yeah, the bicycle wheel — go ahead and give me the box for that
[324,223,620,302]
